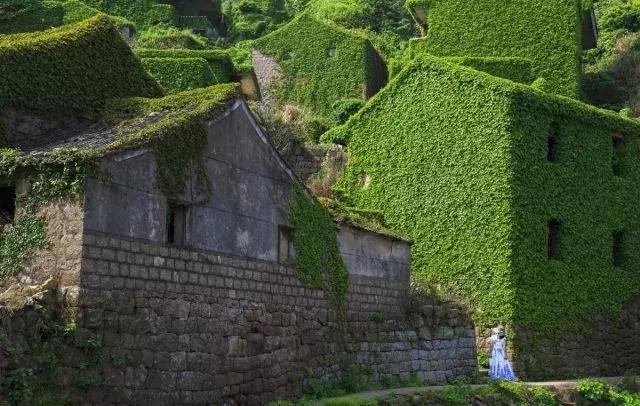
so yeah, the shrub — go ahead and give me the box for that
[577,379,608,401]
[0,15,163,112]
[576,379,640,405]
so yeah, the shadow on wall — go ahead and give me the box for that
[512,298,640,380]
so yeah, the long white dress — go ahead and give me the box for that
[489,335,517,381]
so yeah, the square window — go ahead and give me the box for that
[278,225,295,264]
[167,204,187,246]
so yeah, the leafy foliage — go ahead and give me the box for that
[101,83,240,199]
[577,379,640,405]
[254,13,388,120]
[79,0,175,30]
[0,216,48,282]
[134,25,208,49]
[0,148,92,283]
[435,56,536,85]
[58,0,135,30]
[333,98,366,124]
[582,0,640,115]
[289,184,348,306]
[135,48,235,85]
[413,0,583,98]
[0,0,64,34]
[141,57,216,93]
[325,55,640,343]
[222,0,290,40]
[0,15,163,112]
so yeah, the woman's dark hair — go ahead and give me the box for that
[498,332,506,339]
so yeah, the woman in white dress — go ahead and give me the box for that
[489,331,517,381]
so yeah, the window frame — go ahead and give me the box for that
[167,204,188,246]
[277,225,296,265]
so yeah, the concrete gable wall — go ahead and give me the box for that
[83,101,294,262]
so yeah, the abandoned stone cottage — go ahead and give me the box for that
[0,81,477,404]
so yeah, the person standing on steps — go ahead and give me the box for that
[489,330,518,381]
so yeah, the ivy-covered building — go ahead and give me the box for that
[0,16,481,403]
[406,0,594,98]
[323,53,640,378]
[252,12,388,121]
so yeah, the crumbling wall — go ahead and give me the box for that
[20,198,85,287]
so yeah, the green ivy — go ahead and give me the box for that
[134,25,208,50]
[79,0,175,30]
[0,0,64,34]
[141,57,216,93]
[135,49,235,85]
[289,184,348,306]
[0,85,239,282]
[0,15,163,113]
[0,216,48,282]
[0,148,93,283]
[254,12,388,121]
[410,0,584,98]
[324,55,640,347]
[57,0,135,31]
[438,56,536,86]
[100,83,240,199]
[178,15,214,32]
[222,0,290,40]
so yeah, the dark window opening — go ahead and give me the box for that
[548,219,561,260]
[0,186,16,229]
[582,9,598,50]
[167,204,187,246]
[547,122,560,162]
[612,134,625,177]
[278,225,295,264]
[613,231,625,268]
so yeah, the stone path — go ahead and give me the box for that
[315,376,629,403]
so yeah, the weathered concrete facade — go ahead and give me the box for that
[1,100,477,404]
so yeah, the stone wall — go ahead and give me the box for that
[513,299,640,380]
[17,197,85,287]
[70,230,477,404]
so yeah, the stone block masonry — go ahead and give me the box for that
[72,231,477,405]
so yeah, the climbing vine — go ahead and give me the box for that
[324,55,640,339]
[0,148,93,284]
[289,183,348,306]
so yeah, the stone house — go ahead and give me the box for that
[322,53,640,379]
[0,83,477,404]
[251,12,388,121]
